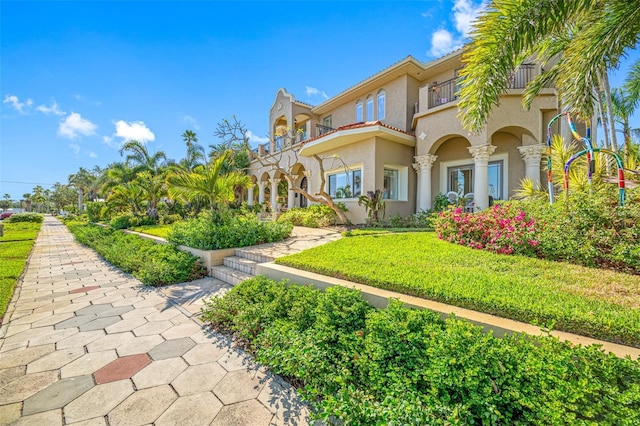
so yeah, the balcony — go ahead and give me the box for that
[316,124,334,136]
[427,64,536,110]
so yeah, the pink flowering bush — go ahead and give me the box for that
[435,203,539,256]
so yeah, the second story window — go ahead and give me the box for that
[377,90,386,120]
[356,101,363,122]
[366,96,374,121]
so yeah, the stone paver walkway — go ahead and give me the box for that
[0,217,313,425]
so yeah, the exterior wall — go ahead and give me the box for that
[431,137,471,198]
[374,137,416,219]
[491,132,525,198]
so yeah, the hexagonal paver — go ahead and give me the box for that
[104,317,147,334]
[27,347,85,374]
[86,332,136,352]
[11,408,63,425]
[210,399,274,426]
[54,315,98,330]
[217,348,255,372]
[60,350,117,378]
[258,376,311,425]
[79,316,122,332]
[0,402,21,424]
[132,319,173,337]
[56,330,105,350]
[171,362,228,396]
[93,354,152,384]
[160,322,201,340]
[74,304,113,316]
[64,379,134,424]
[155,392,223,426]
[0,365,26,386]
[107,385,177,425]
[131,357,188,389]
[182,342,230,366]
[212,368,267,405]
[29,327,79,346]
[0,345,55,369]
[95,305,133,318]
[0,370,58,404]
[148,337,195,361]
[116,334,164,357]
[22,374,95,415]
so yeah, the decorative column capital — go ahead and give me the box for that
[413,154,438,172]
[270,178,281,186]
[517,144,545,163]
[259,181,269,188]
[468,144,496,163]
[303,170,312,178]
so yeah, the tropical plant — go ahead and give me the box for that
[68,167,99,212]
[132,170,167,221]
[458,0,640,133]
[166,150,251,213]
[358,190,386,225]
[119,140,167,175]
[179,130,206,172]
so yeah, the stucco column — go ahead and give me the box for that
[413,154,437,211]
[270,178,280,211]
[258,181,267,204]
[247,184,255,206]
[469,144,496,210]
[287,175,299,209]
[518,144,545,187]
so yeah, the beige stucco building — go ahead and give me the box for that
[247,50,569,224]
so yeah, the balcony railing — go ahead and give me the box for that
[427,64,537,109]
[316,124,334,136]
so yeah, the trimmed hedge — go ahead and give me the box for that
[168,211,292,250]
[277,205,337,228]
[202,277,640,425]
[6,213,44,223]
[66,222,206,286]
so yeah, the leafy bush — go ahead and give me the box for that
[387,210,435,229]
[168,210,293,250]
[6,213,43,223]
[66,221,206,286]
[202,277,640,425]
[85,201,105,222]
[277,205,337,228]
[110,214,134,230]
[160,214,182,225]
[435,203,539,256]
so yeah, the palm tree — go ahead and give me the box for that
[610,87,640,161]
[179,130,205,172]
[119,140,167,175]
[131,171,166,221]
[166,151,251,213]
[106,182,145,217]
[22,193,32,212]
[68,167,97,213]
[458,0,640,133]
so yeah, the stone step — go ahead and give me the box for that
[211,265,253,286]
[234,249,275,264]
[223,256,258,275]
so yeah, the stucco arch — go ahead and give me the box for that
[489,126,537,146]
[429,134,471,155]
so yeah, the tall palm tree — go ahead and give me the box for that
[179,130,205,172]
[610,88,640,161]
[119,140,167,175]
[166,151,251,213]
[132,171,166,220]
[106,182,145,217]
[458,0,640,133]
[22,193,31,212]
[68,167,97,212]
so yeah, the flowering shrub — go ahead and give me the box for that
[435,203,539,256]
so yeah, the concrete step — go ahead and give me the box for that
[211,265,253,286]
[234,249,275,264]
[223,256,258,275]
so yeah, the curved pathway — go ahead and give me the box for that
[0,216,311,425]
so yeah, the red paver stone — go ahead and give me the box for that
[69,286,101,294]
[93,354,152,384]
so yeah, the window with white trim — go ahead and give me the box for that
[377,90,386,120]
[446,160,504,200]
[366,96,374,121]
[356,101,363,122]
[328,169,361,199]
[383,165,408,201]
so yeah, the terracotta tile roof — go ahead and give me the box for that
[299,121,415,147]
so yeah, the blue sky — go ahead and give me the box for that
[1,1,638,200]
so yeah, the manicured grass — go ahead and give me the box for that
[276,232,640,347]
[342,228,430,237]
[0,222,41,242]
[0,222,41,320]
[130,224,172,239]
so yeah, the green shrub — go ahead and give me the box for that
[66,222,206,286]
[277,205,337,228]
[85,201,105,222]
[202,278,640,425]
[160,214,182,225]
[168,210,292,250]
[6,213,43,223]
[110,214,133,229]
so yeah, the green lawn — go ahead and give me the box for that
[0,222,41,319]
[276,232,640,347]
[130,224,172,239]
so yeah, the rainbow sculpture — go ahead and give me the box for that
[546,113,626,206]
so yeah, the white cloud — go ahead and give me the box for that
[89,151,98,158]
[430,29,460,57]
[113,120,155,143]
[453,0,486,37]
[3,94,33,113]
[428,0,486,57]
[245,130,270,145]
[36,100,65,116]
[181,114,201,130]
[58,112,98,139]
[305,86,329,100]
[69,143,80,158]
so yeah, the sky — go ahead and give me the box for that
[1,0,639,200]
